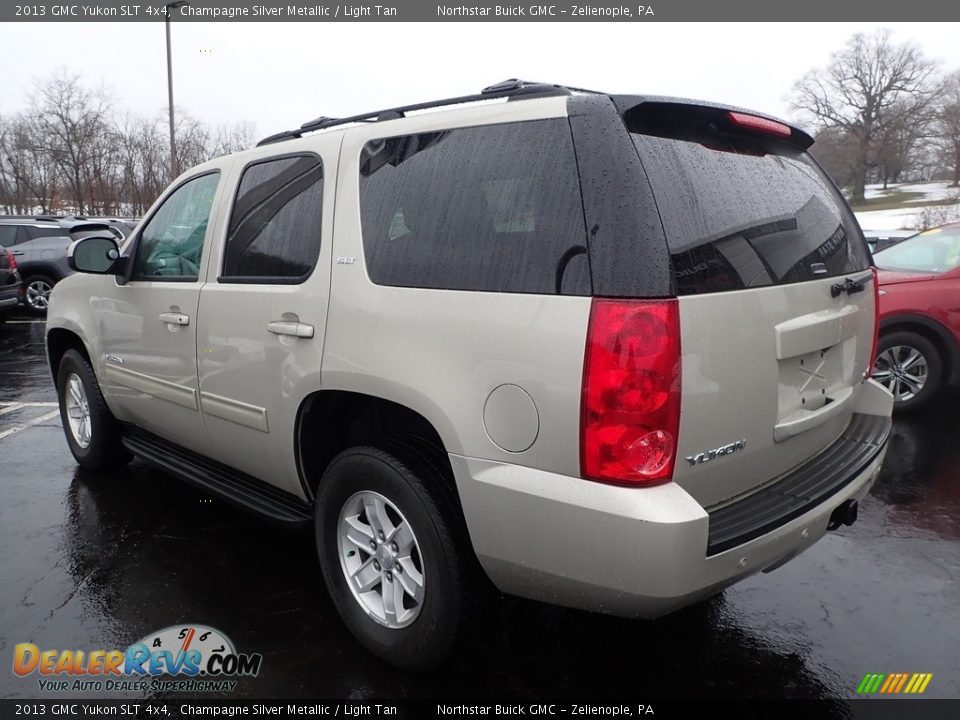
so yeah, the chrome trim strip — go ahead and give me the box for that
[200,391,269,433]
[104,365,198,410]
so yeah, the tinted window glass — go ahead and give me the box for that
[223,155,323,281]
[874,226,960,273]
[0,226,20,247]
[26,226,69,240]
[132,172,219,281]
[626,105,870,296]
[359,119,589,295]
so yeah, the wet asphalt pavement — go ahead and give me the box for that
[1,319,958,701]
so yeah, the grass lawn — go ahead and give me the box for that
[848,193,957,213]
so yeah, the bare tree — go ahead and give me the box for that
[1,71,254,216]
[29,70,113,215]
[810,126,859,189]
[791,29,941,202]
[0,114,60,213]
[873,100,936,188]
[938,71,960,187]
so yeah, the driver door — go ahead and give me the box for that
[94,170,225,453]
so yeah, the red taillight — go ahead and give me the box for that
[727,111,792,139]
[867,267,880,378]
[4,249,15,273]
[580,299,682,486]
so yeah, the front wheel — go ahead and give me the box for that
[57,349,128,470]
[315,445,473,670]
[872,331,942,411]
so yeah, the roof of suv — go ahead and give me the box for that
[254,78,814,150]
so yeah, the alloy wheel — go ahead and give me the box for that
[26,279,52,311]
[872,345,929,402]
[337,490,426,629]
[64,373,92,448]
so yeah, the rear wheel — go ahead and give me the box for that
[315,445,472,670]
[24,275,55,315]
[56,349,128,470]
[872,331,942,411]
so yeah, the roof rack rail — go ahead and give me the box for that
[256,79,570,147]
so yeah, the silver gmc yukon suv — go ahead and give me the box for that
[46,80,893,669]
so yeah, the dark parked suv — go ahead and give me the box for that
[0,216,135,314]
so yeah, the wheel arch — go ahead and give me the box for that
[46,326,92,386]
[879,313,960,385]
[20,263,65,282]
[294,389,459,505]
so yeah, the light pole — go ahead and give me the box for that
[165,1,189,180]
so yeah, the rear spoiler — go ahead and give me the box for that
[611,94,814,150]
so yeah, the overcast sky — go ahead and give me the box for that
[2,22,959,139]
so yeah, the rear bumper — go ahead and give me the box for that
[451,402,891,618]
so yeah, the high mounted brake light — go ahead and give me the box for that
[580,299,682,486]
[727,111,792,139]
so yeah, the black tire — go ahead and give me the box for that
[873,331,943,412]
[315,444,473,671]
[23,274,56,316]
[56,349,128,470]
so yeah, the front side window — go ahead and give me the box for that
[359,119,590,295]
[132,172,220,281]
[222,154,323,282]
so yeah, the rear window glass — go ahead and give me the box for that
[874,226,960,273]
[26,226,68,240]
[359,119,590,295]
[626,106,870,296]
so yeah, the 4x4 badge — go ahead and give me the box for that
[686,439,747,466]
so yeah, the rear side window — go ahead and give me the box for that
[625,104,870,296]
[359,119,590,295]
[222,154,323,283]
[26,226,68,240]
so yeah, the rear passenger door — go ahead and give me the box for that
[196,145,336,497]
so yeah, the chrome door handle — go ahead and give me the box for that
[159,312,190,326]
[267,320,314,339]
[12,251,24,256]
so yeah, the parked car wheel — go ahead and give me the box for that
[872,331,942,411]
[23,274,56,315]
[56,349,128,470]
[315,445,473,671]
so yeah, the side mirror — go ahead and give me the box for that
[68,235,125,275]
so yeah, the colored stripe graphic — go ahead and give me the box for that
[857,673,932,694]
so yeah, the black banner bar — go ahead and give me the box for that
[1,700,959,720]
[4,0,960,22]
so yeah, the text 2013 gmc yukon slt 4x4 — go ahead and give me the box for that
[46,80,893,669]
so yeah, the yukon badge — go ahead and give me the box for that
[686,439,747,467]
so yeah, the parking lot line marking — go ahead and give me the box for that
[4,320,46,324]
[0,409,61,440]
[0,401,57,408]
[0,403,25,416]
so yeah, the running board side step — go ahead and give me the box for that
[121,426,311,527]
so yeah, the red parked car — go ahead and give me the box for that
[872,223,960,410]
